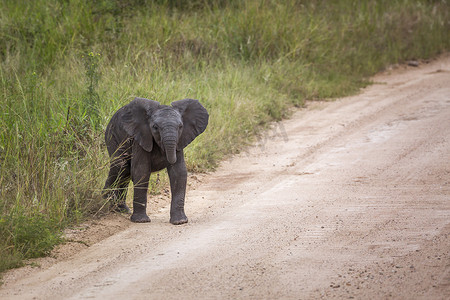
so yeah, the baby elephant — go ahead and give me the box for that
[103,97,209,224]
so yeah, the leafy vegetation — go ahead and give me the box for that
[0,0,449,274]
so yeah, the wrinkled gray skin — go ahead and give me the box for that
[103,97,209,224]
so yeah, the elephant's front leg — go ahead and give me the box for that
[130,144,151,223]
[167,152,188,225]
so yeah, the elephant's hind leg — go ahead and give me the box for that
[103,153,131,213]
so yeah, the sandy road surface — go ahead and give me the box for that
[1,56,450,299]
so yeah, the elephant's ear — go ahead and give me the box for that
[172,99,209,150]
[121,97,160,152]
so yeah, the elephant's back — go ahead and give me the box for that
[105,108,129,156]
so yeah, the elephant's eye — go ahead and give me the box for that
[152,124,158,130]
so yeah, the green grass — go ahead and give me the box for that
[0,0,449,274]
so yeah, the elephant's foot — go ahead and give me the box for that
[170,211,188,225]
[113,203,131,214]
[130,213,151,223]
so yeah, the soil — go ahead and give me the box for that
[1,55,449,299]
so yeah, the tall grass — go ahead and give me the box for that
[0,0,449,273]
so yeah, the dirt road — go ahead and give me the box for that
[1,56,450,299]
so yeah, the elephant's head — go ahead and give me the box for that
[121,97,209,164]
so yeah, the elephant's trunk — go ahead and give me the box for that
[162,136,178,165]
